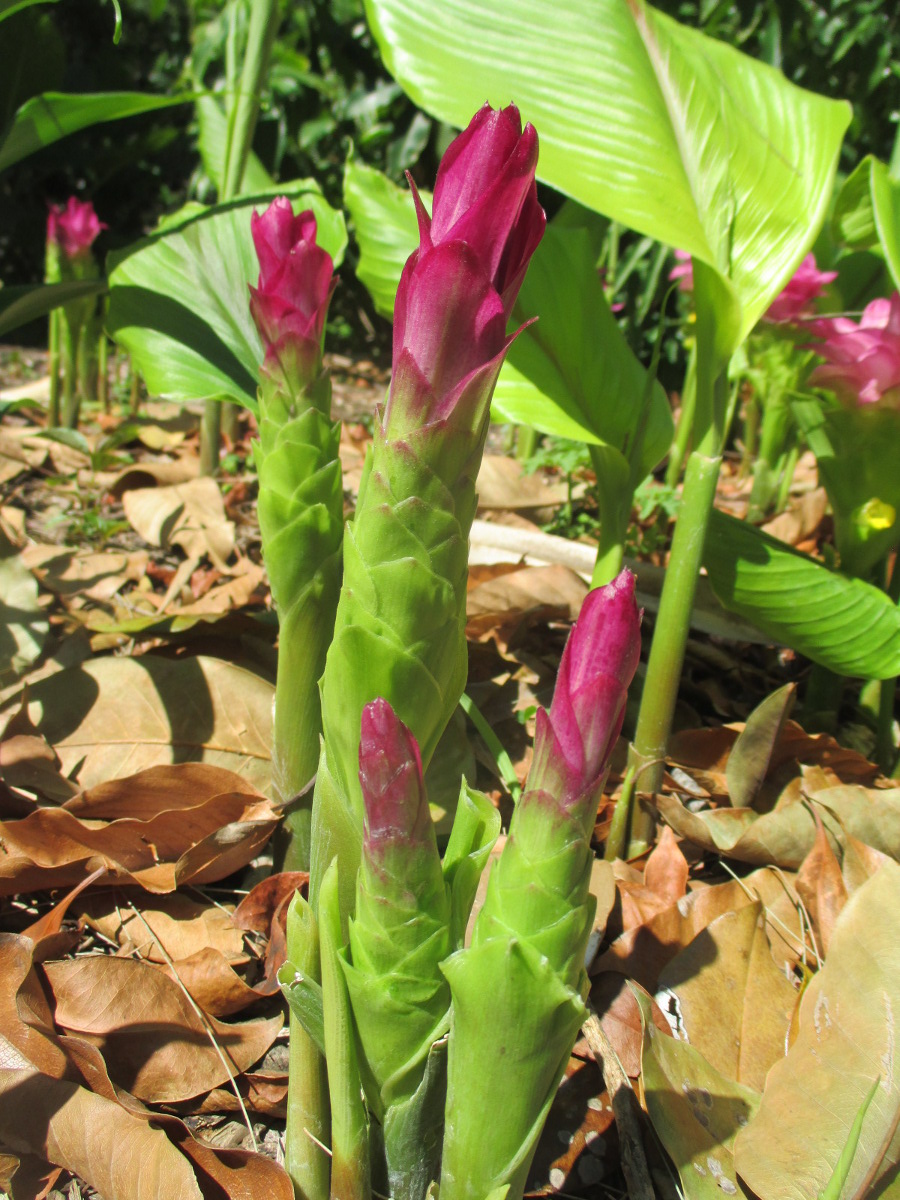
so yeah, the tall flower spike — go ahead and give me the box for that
[248,197,344,866]
[310,104,545,923]
[440,571,642,1200]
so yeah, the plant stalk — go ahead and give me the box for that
[48,308,61,426]
[665,341,697,487]
[626,447,722,854]
[588,443,631,587]
[199,398,222,475]
[60,316,80,429]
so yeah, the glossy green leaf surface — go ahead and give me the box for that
[343,157,423,318]
[0,91,193,172]
[0,279,107,338]
[364,0,850,342]
[195,92,275,197]
[704,508,900,679]
[494,225,674,476]
[106,184,347,409]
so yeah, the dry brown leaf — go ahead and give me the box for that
[0,1066,204,1200]
[20,654,274,791]
[657,901,798,1091]
[108,455,201,496]
[122,478,234,568]
[795,811,848,955]
[0,763,277,895]
[155,947,265,1019]
[0,934,70,1079]
[588,972,671,1078]
[0,703,78,807]
[840,831,891,895]
[80,892,245,964]
[475,455,573,510]
[616,826,689,930]
[43,955,282,1103]
[21,545,149,604]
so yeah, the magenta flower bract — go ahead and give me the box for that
[249,197,336,379]
[763,254,837,324]
[385,103,545,437]
[528,569,642,817]
[809,293,900,409]
[47,197,106,261]
[358,697,430,851]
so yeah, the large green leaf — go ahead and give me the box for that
[703,508,900,679]
[364,0,850,344]
[343,157,423,318]
[106,184,347,410]
[0,279,107,337]
[734,861,900,1200]
[494,225,674,477]
[0,91,193,172]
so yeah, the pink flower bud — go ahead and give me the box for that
[529,570,642,811]
[384,104,545,439]
[763,253,837,325]
[809,293,900,409]
[249,197,336,379]
[358,698,430,849]
[669,249,694,293]
[47,197,106,261]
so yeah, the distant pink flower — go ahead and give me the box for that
[669,250,836,326]
[47,197,106,261]
[249,197,336,379]
[669,249,693,293]
[809,293,900,409]
[764,254,837,324]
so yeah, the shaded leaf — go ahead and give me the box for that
[122,477,235,568]
[343,156,423,317]
[0,280,107,338]
[43,955,281,1104]
[725,684,795,810]
[0,552,48,684]
[734,861,900,1199]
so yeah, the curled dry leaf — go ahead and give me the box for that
[122,478,235,569]
[0,763,277,895]
[794,811,848,956]
[43,954,282,1104]
[80,892,246,963]
[18,654,274,791]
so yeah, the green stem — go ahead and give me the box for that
[47,308,60,426]
[875,554,900,772]
[222,0,279,201]
[588,443,631,588]
[285,901,331,1200]
[604,763,637,862]
[626,448,723,854]
[199,399,221,475]
[739,393,759,479]
[319,861,371,1200]
[665,342,697,487]
[97,331,109,412]
[801,662,844,734]
[60,316,80,429]
[747,387,792,520]
[774,442,799,514]
[515,424,538,462]
[221,399,240,445]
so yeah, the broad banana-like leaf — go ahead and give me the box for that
[833,154,900,293]
[364,0,850,344]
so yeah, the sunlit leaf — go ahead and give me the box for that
[195,92,275,196]
[343,157,422,318]
[364,0,850,342]
[107,184,347,409]
[833,154,900,293]
[703,508,900,679]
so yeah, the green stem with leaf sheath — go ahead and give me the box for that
[588,443,631,587]
[626,443,723,854]
[48,309,61,426]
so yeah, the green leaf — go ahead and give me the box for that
[106,184,347,409]
[0,279,107,338]
[0,91,193,172]
[734,861,900,1200]
[493,224,674,481]
[703,508,900,679]
[818,1077,881,1200]
[833,154,900,293]
[364,0,850,342]
[195,92,275,197]
[277,959,325,1056]
[343,156,424,318]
